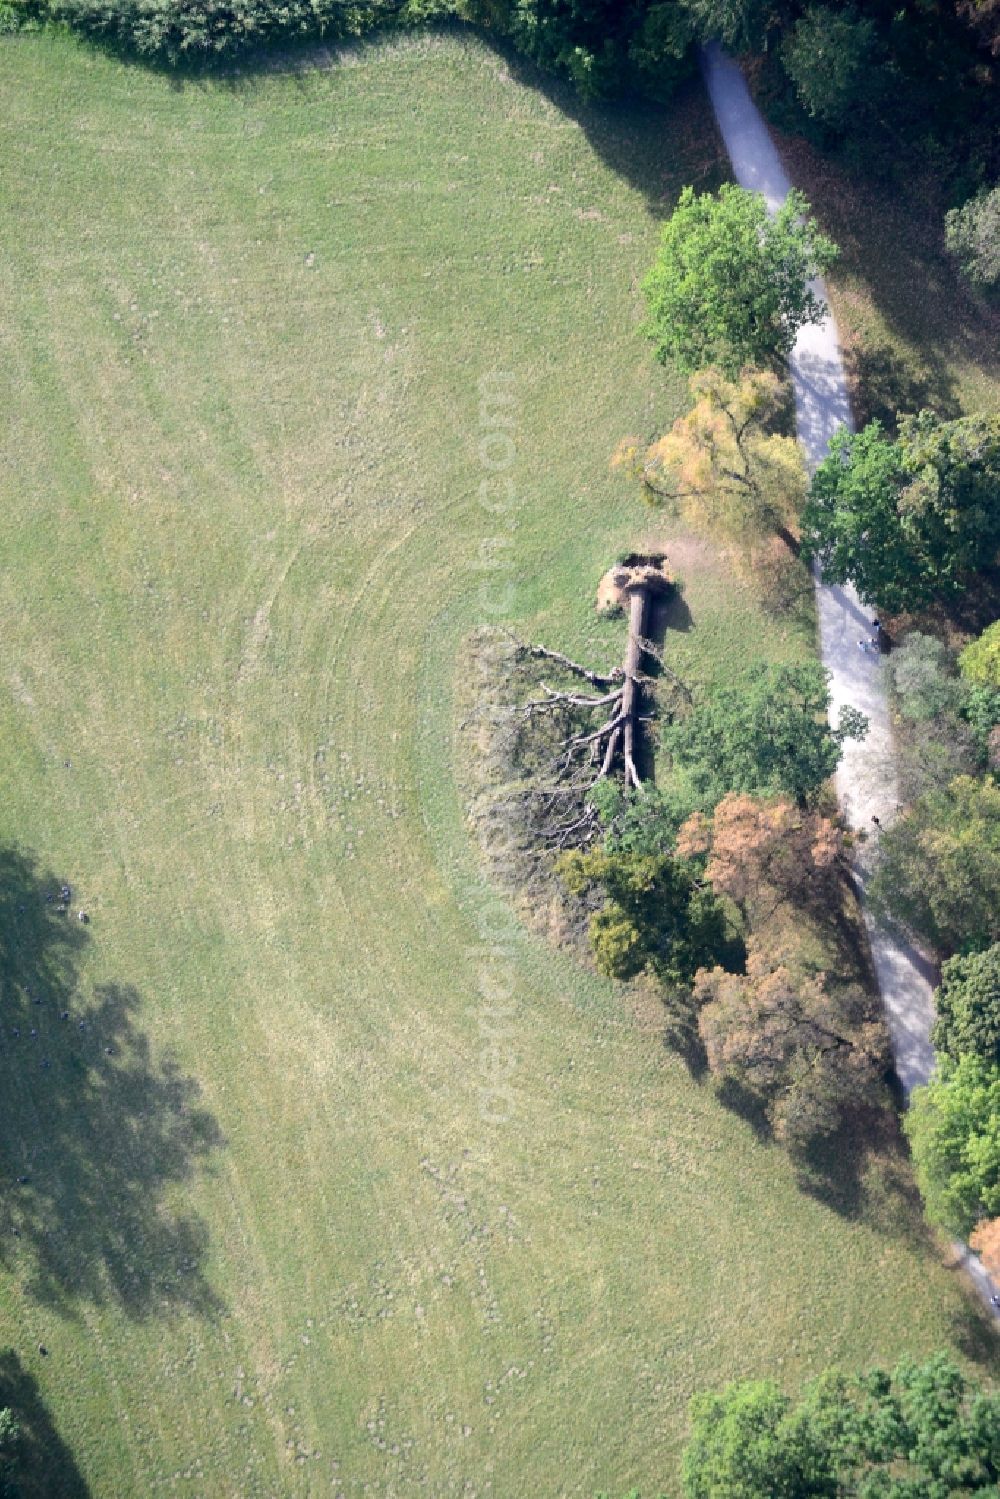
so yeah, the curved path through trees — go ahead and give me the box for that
[700,42,1000,1319]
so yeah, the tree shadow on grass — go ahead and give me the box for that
[0,1349,90,1499]
[489,47,726,213]
[661,1006,709,1082]
[790,1103,919,1228]
[842,341,961,433]
[714,1075,772,1142]
[124,21,726,212]
[0,847,224,1321]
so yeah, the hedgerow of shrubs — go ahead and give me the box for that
[32,0,450,62]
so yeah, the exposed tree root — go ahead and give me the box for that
[501,579,666,845]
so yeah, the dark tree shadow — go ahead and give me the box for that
[919,564,1000,639]
[0,848,224,1320]
[93,21,725,210]
[654,588,693,636]
[0,1350,90,1499]
[661,1005,708,1081]
[940,1294,1000,1368]
[842,342,960,434]
[791,1104,906,1225]
[488,46,725,212]
[714,1075,772,1142]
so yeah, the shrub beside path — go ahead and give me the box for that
[700,41,1000,1319]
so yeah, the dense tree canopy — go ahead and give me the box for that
[677,792,842,925]
[890,633,966,724]
[663,660,866,808]
[781,5,881,131]
[803,413,1000,613]
[683,1354,1000,1498]
[960,621,1000,689]
[695,936,885,1143]
[641,185,837,376]
[904,1054,1000,1236]
[557,845,735,989]
[683,1380,835,1498]
[945,185,1000,290]
[933,943,1000,1064]
[870,774,1000,956]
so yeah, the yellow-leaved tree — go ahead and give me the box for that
[614,368,806,567]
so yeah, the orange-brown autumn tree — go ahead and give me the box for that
[694,937,887,1145]
[678,792,842,927]
[970,1217,1000,1276]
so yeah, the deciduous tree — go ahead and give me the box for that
[663,660,867,809]
[945,185,1000,289]
[682,1380,835,1499]
[933,943,1000,1063]
[870,775,1000,956]
[677,792,842,925]
[695,936,886,1143]
[959,620,1000,689]
[641,185,837,376]
[683,1354,1000,1498]
[617,368,806,559]
[557,846,734,989]
[904,1054,1000,1236]
[802,413,1000,612]
[781,5,881,132]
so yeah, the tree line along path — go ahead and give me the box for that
[699,41,1000,1321]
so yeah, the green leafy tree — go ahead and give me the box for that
[641,184,838,376]
[471,0,694,101]
[591,781,697,857]
[933,943,1000,1063]
[679,0,778,52]
[0,1407,19,1499]
[870,775,1000,956]
[959,620,1000,689]
[663,661,867,808]
[963,684,1000,764]
[887,631,999,792]
[627,3,696,101]
[781,5,880,132]
[682,1354,1000,1498]
[682,1381,837,1498]
[802,413,1000,612]
[889,633,965,723]
[904,1055,1000,1236]
[556,847,734,989]
[945,186,1000,290]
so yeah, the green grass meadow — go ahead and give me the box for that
[0,29,997,1497]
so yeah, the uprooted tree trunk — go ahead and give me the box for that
[502,557,675,844]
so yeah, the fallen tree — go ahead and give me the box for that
[501,555,674,845]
